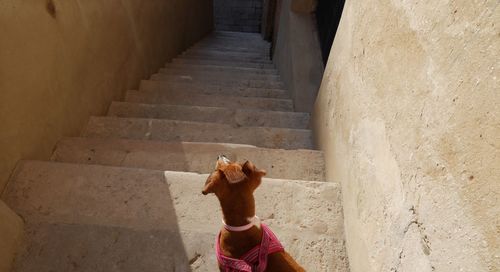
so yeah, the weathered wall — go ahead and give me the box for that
[0,1,213,270]
[260,0,275,40]
[273,0,324,113]
[0,201,23,272]
[313,0,499,271]
[0,0,213,193]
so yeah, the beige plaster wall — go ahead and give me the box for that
[0,0,213,193]
[0,201,23,272]
[273,0,324,113]
[0,1,212,270]
[312,0,499,271]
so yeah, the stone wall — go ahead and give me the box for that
[0,201,23,272]
[273,0,324,113]
[0,1,213,270]
[214,0,263,32]
[312,0,499,271]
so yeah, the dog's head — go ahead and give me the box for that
[202,155,266,198]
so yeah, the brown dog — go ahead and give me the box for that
[202,155,305,272]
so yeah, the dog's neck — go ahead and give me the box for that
[217,193,263,258]
[223,216,259,231]
[218,193,256,227]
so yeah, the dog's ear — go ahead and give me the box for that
[242,161,266,178]
[202,170,224,195]
[220,164,247,184]
[242,161,266,191]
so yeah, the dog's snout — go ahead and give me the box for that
[215,155,231,169]
[217,155,230,163]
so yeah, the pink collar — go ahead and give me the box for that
[222,216,260,232]
[215,223,284,272]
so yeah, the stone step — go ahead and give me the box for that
[177,54,273,65]
[172,58,275,69]
[159,67,280,81]
[4,161,347,271]
[212,31,266,39]
[189,44,268,54]
[164,63,278,75]
[213,31,265,37]
[150,73,285,89]
[139,80,288,99]
[52,138,324,181]
[83,117,314,150]
[199,38,269,47]
[181,51,272,63]
[183,46,271,56]
[125,90,293,111]
[184,48,270,59]
[199,37,268,46]
[204,34,267,41]
[197,35,270,48]
[108,102,309,129]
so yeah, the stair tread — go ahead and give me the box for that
[5,161,346,272]
[139,80,288,99]
[159,68,280,80]
[52,137,324,181]
[172,59,275,69]
[164,63,278,74]
[175,55,273,65]
[83,116,314,150]
[150,73,285,89]
[145,78,286,91]
[178,54,272,63]
[125,90,294,111]
[184,49,270,58]
[183,50,270,58]
[188,45,268,54]
[108,102,309,129]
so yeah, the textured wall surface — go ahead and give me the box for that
[312,0,499,271]
[0,0,213,193]
[214,0,263,32]
[0,201,23,272]
[0,1,212,270]
[273,0,324,113]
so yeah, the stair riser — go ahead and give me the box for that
[159,68,280,81]
[189,45,268,54]
[172,59,275,69]
[150,74,285,89]
[198,39,269,46]
[125,91,294,112]
[164,63,278,75]
[182,52,271,62]
[177,55,273,65]
[83,117,313,149]
[197,41,269,48]
[53,138,324,180]
[108,102,309,129]
[185,49,269,58]
[139,80,288,99]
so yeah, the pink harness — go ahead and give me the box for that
[215,223,285,272]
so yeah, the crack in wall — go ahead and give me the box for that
[390,206,435,272]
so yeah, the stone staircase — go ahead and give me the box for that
[2,31,348,271]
